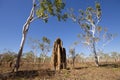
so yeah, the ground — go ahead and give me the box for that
[0,62,120,80]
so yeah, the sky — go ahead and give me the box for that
[0,0,120,56]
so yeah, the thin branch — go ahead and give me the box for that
[103,38,113,47]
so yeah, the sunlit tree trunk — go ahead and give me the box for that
[34,52,37,64]
[92,39,99,66]
[12,0,35,72]
[72,57,75,68]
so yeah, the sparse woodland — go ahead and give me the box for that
[0,0,120,80]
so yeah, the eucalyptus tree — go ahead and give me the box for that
[68,40,79,67]
[111,52,119,62]
[69,48,76,68]
[79,52,85,63]
[28,37,39,63]
[13,0,67,72]
[103,53,110,63]
[39,36,51,63]
[118,53,120,62]
[69,3,115,66]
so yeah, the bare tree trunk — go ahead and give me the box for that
[93,40,99,66]
[33,50,37,64]
[12,1,35,72]
[42,57,45,63]
[73,57,75,68]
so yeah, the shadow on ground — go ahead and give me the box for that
[74,67,88,70]
[99,63,120,68]
[0,69,55,80]
[66,66,88,70]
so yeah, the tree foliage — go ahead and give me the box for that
[111,52,120,62]
[28,37,40,63]
[69,48,76,68]
[36,0,68,22]
[39,36,51,63]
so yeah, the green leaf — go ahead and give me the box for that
[57,14,61,21]
[87,14,92,20]
[79,10,84,15]
[87,7,93,11]
[96,3,101,9]
[86,24,90,30]
[44,19,48,23]
[62,13,68,21]
[97,26,102,32]
[48,5,54,15]
[96,2,101,19]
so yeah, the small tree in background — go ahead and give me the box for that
[79,52,85,63]
[39,36,51,63]
[118,53,120,62]
[75,53,85,63]
[28,37,39,63]
[69,2,115,66]
[28,36,51,64]
[69,48,76,68]
[111,52,119,62]
[103,53,110,63]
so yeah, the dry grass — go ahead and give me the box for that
[0,62,120,80]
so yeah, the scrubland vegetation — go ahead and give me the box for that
[0,0,119,80]
[0,51,120,80]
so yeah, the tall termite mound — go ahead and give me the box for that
[51,38,66,70]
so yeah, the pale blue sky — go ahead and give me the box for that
[0,0,120,56]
